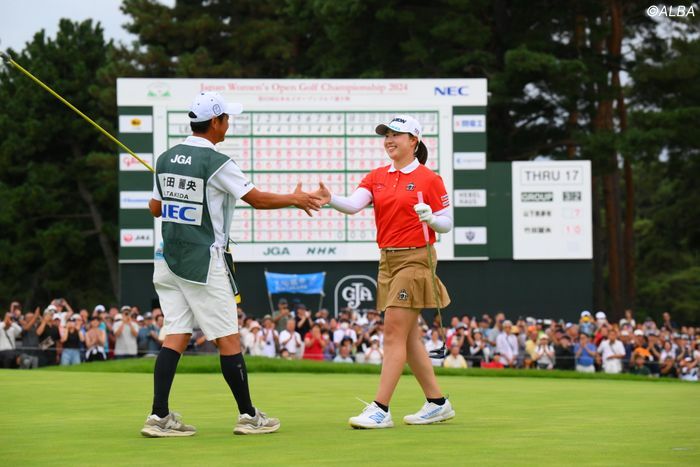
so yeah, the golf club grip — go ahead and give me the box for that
[417,192,430,243]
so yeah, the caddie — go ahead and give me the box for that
[141,91,321,438]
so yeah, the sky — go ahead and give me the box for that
[0,0,174,52]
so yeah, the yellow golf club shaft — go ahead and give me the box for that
[0,50,154,173]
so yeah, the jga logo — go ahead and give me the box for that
[334,275,377,316]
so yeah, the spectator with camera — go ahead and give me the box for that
[554,334,575,371]
[59,316,84,365]
[247,321,265,356]
[467,329,490,367]
[0,312,22,368]
[303,323,324,361]
[84,316,107,362]
[19,307,42,366]
[534,335,555,370]
[36,307,61,366]
[295,304,312,338]
[113,306,139,359]
[364,335,383,365]
[261,316,279,358]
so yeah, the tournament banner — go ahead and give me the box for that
[264,271,326,295]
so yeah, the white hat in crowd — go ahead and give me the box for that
[189,92,243,122]
[581,310,592,317]
[595,311,607,320]
[94,304,105,313]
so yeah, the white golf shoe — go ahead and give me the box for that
[403,399,455,425]
[349,400,394,429]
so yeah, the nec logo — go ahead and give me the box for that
[434,86,470,96]
[161,202,203,225]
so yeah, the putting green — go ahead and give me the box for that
[1,370,698,465]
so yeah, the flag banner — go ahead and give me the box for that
[264,272,326,294]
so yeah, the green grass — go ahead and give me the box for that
[1,369,698,466]
[44,355,686,383]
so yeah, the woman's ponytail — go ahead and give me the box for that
[415,141,428,165]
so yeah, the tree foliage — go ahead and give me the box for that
[2,1,698,322]
[0,20,119,307]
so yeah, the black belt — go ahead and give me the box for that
[382,246,425,251]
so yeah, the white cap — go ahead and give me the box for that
[581,310,592,317]
[189,92,243,122]
[633,329,644,336]
[94,304,105,313]
[375,115,422,141]
[595,311,607,320]
[136,315,144,322]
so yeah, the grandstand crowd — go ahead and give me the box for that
[1,298,698,381]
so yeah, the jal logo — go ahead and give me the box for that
[406,182,415,191]
[334,275,377,315]
[120,229,154,247]
[170,155,192,165]
[434,86,469,96]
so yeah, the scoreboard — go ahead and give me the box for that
[116,79,591,265]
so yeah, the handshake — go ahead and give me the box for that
[290,182,331,217]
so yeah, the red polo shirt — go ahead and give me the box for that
[359,159,449,248]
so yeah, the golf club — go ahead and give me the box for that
[417,192,448,360]
[0,48,154,173]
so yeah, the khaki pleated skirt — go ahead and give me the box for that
[376,245,450,312]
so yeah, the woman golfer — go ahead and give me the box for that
[316,115,454,428]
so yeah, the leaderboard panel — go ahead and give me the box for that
[117,78,489,262]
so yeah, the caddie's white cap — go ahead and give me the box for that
[375,115,423,141]
[189,92,243,122]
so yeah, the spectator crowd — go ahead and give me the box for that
[1,297,698,382]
